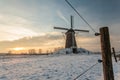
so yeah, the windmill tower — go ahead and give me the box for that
[54,16,89,49]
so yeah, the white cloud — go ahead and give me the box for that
[0,14,29,25]
[0,24,38,41]
[0,14,38,41]
[57,10,69,24]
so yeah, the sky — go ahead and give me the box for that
[0,0,120,53]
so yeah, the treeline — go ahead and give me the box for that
[7,47,64,55]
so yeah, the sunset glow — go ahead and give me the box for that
[12,47,25,51]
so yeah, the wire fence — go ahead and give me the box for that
[73,59,102,80]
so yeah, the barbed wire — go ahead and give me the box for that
[73,59,102,80]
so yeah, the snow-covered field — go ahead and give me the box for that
[0,54,120,80]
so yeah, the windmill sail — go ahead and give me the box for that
[74,29,89,32]
[54,27,69,30]
[71,16,73,29]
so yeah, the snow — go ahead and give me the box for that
[0,54,120,80]
[54,48,93,55]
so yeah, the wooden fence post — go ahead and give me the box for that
[100,27,114,80]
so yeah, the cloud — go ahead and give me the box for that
[76,36,101,51]
[57,10,69,24]
[0,31,102,53]
[0,32,65,52]
[0,14,28,25]
[0,14,38,41]
[3,29,119,53]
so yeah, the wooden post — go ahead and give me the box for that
[112,47,117,62]
[100,27,114,80]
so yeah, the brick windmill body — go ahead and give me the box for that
[54,16,89,53]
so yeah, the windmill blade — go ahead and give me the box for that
[54,27,69,30]
[71,15,74,29]
[74,29,89,32]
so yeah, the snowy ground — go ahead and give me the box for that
[0,54,120,80]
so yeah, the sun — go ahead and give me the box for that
[13,47,24,51]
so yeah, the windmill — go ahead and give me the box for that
[54,16,89,52]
